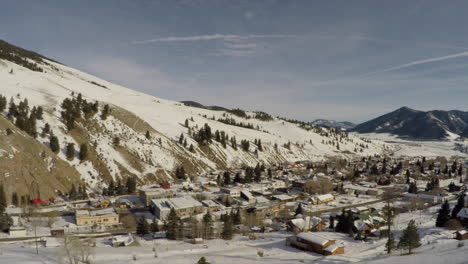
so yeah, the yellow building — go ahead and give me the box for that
[75,208,119,226]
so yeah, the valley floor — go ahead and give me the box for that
[1,202,466,264]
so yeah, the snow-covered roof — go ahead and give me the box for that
[273,194,294,201]
[152,196,203,210]
[324,244,341,253]
[296,232,331,246]
[316,194,334,201]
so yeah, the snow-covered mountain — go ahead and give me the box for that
[0,40,390,197]
[352,106,468,140]
[310,119,356,131]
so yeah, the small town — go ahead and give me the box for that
[1,155,467,263]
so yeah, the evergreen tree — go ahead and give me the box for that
[233,207,242,225]
[66,143,75,160]
[150,218,160,233]
[295,204,303,216]
[0,184,6,210]
[116,179,125,195]
[136,216,149,236]
[166,208,180,240]
[145,130,151,140]
[69,184,78,200]
[79,143,88,161]
[101,104,110,120]
[221,216,234,240]
[202,212,213,240]
[108,180,115,196]
[436,200,451,227]
[189,144,195,153]
[126,177,137,194]
[196,257,210,264]
[329,215,335,230]
[113,137,120,146]
[223,171,231,185]
[11,192,18,207]
[451,193,466,219]
[49,135,60,153]
[398,220,421,254]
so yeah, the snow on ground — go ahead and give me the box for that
[357,133,468,158]
[0,58,391,187]
[1,201,466,264]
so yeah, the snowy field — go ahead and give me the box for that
[1,201,466,264]
[358,133,468,158]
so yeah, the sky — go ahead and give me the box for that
[2,0,468,123]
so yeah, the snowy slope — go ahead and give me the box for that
[0,48,390,188]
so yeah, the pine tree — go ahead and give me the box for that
[79,143,88,161]
[11,192,18,207]
[435,200,451,227]
[108,180,115,196]
[69,184,78,200]
[196,257,210,264]
[451,193,466,219]
[189,144,195,153]
[223,171,231,185]
[101,104,110,120]
[203,212,213,240]
[221,216,234,240]
[145,130,151,139]
[126,177,137,194]
[150,218,160,233]
[295,204,303,216]
[166,208,180,240]
[233,207,242,225]
[398,220,421,254]
[49,135,60,153]
[66,143,75,160]
[0,184,6,210]
[136,216,149,236]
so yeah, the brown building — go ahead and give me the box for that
[454,229,468,240]
[75,208,119,226]
[139,187,175,206]
[287,232,344,255]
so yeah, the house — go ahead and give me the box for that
[310,194,334,205]
[221,187,241,198]
[139,186,175,206]
[454,229,468,240]
[287,216,325,233]
[9,226,27,237]
[151,196,204,220]
[402,193,446,205]
[272,194,296,203]
[75,208,119,226]
[111,233,134,247]
[241,190,257,204]
[50,229,65,237]
[201,200,224,212]
[286,232,344,255]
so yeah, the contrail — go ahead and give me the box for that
[360,50,468,77]
[132,34,297,45]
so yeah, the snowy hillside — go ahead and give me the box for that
[0,41,391,190]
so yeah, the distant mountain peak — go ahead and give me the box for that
[352,107,468,140]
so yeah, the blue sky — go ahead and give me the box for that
[2,0,468,123]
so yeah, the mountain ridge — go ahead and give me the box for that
[352,106,468,139]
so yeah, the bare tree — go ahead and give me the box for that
[59,235,94,264]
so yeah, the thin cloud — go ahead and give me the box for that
[132,34,297,44]
[360,50,468,77]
